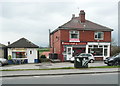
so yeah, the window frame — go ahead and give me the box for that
[94,32,104,40]
[69,30,79,39]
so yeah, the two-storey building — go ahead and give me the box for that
[50,10,113,61]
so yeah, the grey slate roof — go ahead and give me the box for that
[7,38,39,48]
[51,17,113,34]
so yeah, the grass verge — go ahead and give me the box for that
[0,66,120,71]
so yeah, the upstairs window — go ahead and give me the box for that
[94,32,104,40]
[70,31,79,39]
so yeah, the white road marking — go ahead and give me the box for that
[33,75,65,78]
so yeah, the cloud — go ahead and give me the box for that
[0,0,119,46]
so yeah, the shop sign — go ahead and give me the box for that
[69,38,80,42]
[12,48,26,52]
[62,42,87,45]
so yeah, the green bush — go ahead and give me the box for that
[8,55,12,60]
[40,55,46,58]
[39,58,50,62]
[111,46,120,56]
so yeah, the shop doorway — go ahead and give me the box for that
[66,47,73,60]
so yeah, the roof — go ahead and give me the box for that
[7,38,39,48]
[51,17,113,34]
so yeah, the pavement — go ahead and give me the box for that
[0,61,120,77]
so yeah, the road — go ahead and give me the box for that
[2,73,119,84]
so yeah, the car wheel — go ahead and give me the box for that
[70,61,74,63]
[107,63,113,66]
[114,61,119,66]
[90,59,94,63]
[0,62,2,67]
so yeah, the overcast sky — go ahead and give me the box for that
[0,0,119,47]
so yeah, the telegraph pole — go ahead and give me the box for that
[49,29,51,48]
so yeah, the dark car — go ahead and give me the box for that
[104,53,120,66]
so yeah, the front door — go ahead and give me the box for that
[66,47,73,60]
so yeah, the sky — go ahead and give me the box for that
[0,0,119,47]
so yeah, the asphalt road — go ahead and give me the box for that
[2,73,119,84]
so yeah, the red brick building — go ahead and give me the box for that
[50,10,113,61]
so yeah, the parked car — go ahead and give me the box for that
[70,53,95,63]
[104,53,120,66]
[0,58,8,66]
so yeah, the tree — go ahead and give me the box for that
[111,38,117,46]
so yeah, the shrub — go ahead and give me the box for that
[8,55,12,60]
[39,55,50,62]
[111,46,120,56]
[39,58,50,62]
[40,55,46,58]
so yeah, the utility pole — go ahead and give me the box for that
[49,29,51,48]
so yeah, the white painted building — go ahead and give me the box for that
[7,38,39,63]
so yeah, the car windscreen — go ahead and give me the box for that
[80,54,91,57]
[112,54,120,59]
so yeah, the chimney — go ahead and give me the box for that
[72,14,75,19]
[79,10,85,23]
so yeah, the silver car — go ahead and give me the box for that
[0,58,8,66]
[70,53,95,63]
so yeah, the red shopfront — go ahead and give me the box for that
[61,42,87,61]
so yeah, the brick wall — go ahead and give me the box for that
[50,29,112,61]
[60,30,111,42]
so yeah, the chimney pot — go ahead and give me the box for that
[8,41,10,45]
[72,14,75,19]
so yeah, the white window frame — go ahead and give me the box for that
[69,30,79,39]
[94,32,104,40]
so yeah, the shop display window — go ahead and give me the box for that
[88,45,108,56]
[12,52,26,58]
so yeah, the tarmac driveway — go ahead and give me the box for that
[1,61,107,70]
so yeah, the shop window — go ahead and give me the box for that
[99,45,103,48]
[12,52,26,58]
[104,49,107,56]
[104,45,108,48]
[88,45,108,56]
[89,48,103,56]
[94,45,98,48]
[73,48,85,56]
[70,31,79,39]
[89,45,93,48]
[94,32,104,40]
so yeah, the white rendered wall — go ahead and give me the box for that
[27,48,38,63]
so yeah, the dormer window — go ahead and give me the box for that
[94,32,104,40]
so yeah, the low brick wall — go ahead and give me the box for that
[95,57,103,61]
